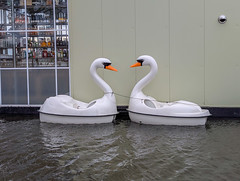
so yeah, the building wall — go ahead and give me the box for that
[69,0,240,107]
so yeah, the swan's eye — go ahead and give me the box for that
[137,59,144,65]
[103,62,111,68]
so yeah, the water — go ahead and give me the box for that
[0,117,240,180]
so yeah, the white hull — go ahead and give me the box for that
[129,111,207,126]
[40,112,116,124]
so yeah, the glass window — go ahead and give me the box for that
[0,0,69,105]
[27,31,55,67]
[56,30,68,67]
[14,0,26,30]
[27,0,54,30]
[1,69,27,104]
[55,0,68,29]
[57,69,69,95]
[0,32,13,68]
[29,69,55,104]
[0,32,27,68]
[0,0,26,31]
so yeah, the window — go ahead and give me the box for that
[0,0,70,105]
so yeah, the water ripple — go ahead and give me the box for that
[0,119,240,180]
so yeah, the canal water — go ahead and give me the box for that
[0,117,240,180]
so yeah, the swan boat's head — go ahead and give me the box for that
[130,55,158,69]
[91,58,117,72]
[90,58,118,95]
[129,55,158,98]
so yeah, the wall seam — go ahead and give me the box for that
[134,0,137,84]
[101,0,104,80]
[169,0,171,101]
[101,0,104,58]
[204,0,206,106]
[67,0,72,97]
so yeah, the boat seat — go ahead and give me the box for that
[87,101,96,108]
[144,99,156,108]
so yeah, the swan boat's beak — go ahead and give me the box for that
[105,65,118,72]
[130,62,142,68]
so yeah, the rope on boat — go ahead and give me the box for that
[104,92,199,106]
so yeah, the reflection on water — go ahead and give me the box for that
[0,118,240,180]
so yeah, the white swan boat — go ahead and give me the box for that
[128,55,211,126]
[39,58,118,124]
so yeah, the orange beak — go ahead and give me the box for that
[105,65,118,72]
[130,62,142,68]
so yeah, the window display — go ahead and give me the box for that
[0,0,69,105]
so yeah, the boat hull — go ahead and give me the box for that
[128,111,208,126]
[39,112,116,124]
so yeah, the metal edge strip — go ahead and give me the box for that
[38,110,119,118]
[127,109,211,119]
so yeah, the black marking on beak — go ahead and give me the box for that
[103,62,111,69]
[137,59,144,66]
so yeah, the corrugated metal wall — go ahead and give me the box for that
[69,0,240,107]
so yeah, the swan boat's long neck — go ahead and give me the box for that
[90,64,113,94]
[131,60,158,97]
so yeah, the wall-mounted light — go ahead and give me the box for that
[218,15,227,24]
